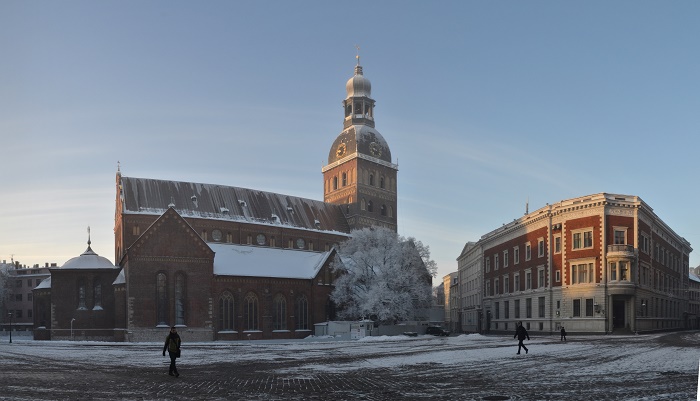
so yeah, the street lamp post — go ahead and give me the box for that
[70,318,76,340]
[8,312,13,343]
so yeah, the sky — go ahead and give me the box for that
[0,332,697,399]
[2,1,700,281]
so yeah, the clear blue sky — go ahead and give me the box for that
[2,1,699,280]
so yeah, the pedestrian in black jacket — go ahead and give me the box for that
[163,327,181,377]
[514,321,529,355]
[560,326,567,342]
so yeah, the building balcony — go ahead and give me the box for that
[607,244,636,259]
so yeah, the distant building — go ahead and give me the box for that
[460,193,692,335]
[1,261,51,332]
[456,242,483,333]
[34,59,403,341]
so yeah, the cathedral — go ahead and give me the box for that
[33,58,399,342]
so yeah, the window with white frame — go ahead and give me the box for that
[554,235,561,254]
[555,270,561,282]
[538,267,545,288]
[571,262,594,284]
[525,242,531,261]
[572,228,594,250]
[609,261,630,282]
[485,280,492,296]
[525,270,532,290]
[503,275,509,293]
[514,273,520,291]
[495,278,500,295]
[640,233,649,254]
[538,296,545,318]
[494,254,499,270]
[485,257,490,273]
[613,227,627,245]
[503,250,509,267]
[538,238,545,257]
[514,246,520,264]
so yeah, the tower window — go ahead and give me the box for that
[380,204,386,216]
[369,174,374,186]
[333,177,338,190]
[380,177,385,189]
[342,172,347,186]
[367,200,373,212]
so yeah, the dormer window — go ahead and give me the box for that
[238,200,247,207]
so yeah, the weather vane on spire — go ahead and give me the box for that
[87,226,91,246]
[355,44,360,65]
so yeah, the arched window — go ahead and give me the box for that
[296,295,309,330]
[273,294,287,330]
[93,281,102,310]
[369,174,375,186]
[380,176,385,189]
[77,279,86,310]
[342,172,347,186]
[367,200,373,212]
[156,273,168,326]
[175,273,186,326]
[380,204,386,216]
[244,293,259,331]
[219,291,235,331]
[361,198,366,211]
[333,176,338,190]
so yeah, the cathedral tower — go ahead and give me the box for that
[322,57,398,232]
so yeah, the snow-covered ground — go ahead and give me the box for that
[0,332,698,400]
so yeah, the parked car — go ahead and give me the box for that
[425,326,450,336]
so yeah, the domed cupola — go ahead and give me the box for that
[61,230,117,270]
[327,57,393,165]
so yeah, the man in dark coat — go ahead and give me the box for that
[514,321,529,355]
[560,326,567,342]
[163,327,181,377]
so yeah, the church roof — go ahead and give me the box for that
[119,176,351,235]
[210,243,332,279]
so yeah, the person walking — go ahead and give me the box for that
[514,321,529,355]
[163,326,181,377]
[560,326,567,342]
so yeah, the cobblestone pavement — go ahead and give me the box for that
[0,332,697,400]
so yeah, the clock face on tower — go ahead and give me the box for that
[336,143,347,157]
[369,142,382,158]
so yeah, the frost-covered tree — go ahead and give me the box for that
[331,227,437,322]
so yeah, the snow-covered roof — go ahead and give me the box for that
[120,176,351,235]
[60,245,118,270]
[689,273,700,284]
[35,276,51,289]
[113,269,125,285]
[211,243,332,279]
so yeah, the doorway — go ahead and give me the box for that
[613,300,625,329]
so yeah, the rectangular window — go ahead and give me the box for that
[538,296,545,318]
[494,254,499,270]
[573,299,581,317]
[610,262,617,281]
[526,298,532,318]
[538,238,545,257]
[503,250,509,267]
[485,257,490,273]
[495,278,499,295]
[27,279,32,287]
[573,232,581,249]
[555,270,561,282]
[15,310,22,319]
[585,298,594,317]
[554,236,561,254]
[495,302,500,319]
[573,229,594,250]
[504,300,510,319]
[514,274,520,291]
[572,263,594,284]
[15,294,22,302]
[614,229,626,245]
[583,231,593,248]
[27,293,32,301]
[28,309,32,318]
[16,280,22,288]
[525,271,532,290]
[514,300,520,319]
[525,243,531,261]
[640,234,649,254]
[538,268,545,288]
[514,247,520,264]
[504,276,509,293]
